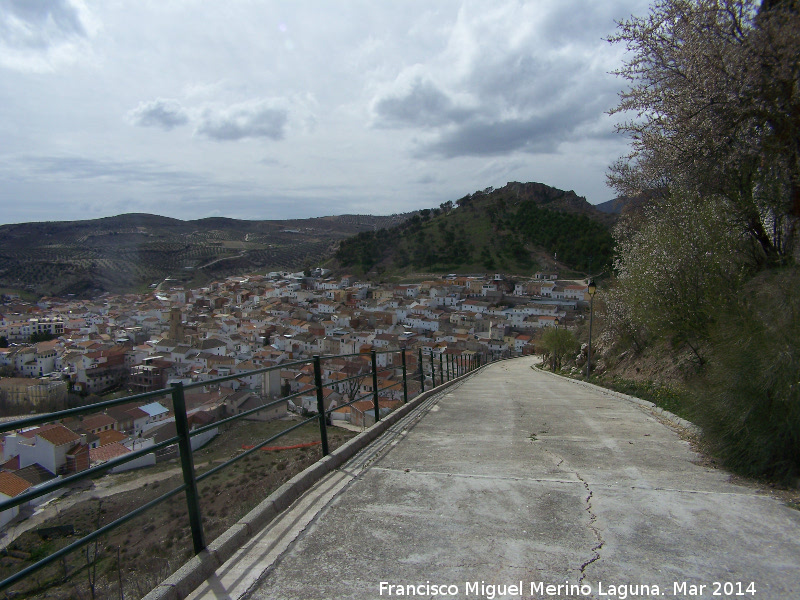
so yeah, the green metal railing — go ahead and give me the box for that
[0,347,490,594]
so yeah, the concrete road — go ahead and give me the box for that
[191,358,800,600]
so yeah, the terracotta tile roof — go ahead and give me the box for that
[0,471,32,498]
[106,406,133,424]
[89,443,130,464]
[97,430,127,446]
[36,424,81,447]
[81,414,116,430]
[15,463,57,485]
[125,407,149,420]
[66,444,88,457]
[1,456,20,471]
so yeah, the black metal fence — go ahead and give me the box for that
[0,348,488,594]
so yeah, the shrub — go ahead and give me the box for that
[692,269,800,483]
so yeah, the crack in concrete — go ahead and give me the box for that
[537,443,604,594]
[575,469,604,589]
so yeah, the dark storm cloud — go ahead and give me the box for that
[0,0,86,49]
[196,101,289,141]
[376,57,619,158]
[127,98,189,130]
[369,2,628,161]
[373,78,474,128]
[416,77,621,158]
[418,115,563,158]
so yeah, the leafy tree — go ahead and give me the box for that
[608,0,800,262]
[612,192,746,363]
[29,331,56,343]
[480,247,495,270]
[540,327,579,372]
[0,336,8,348]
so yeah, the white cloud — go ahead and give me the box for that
[0,0,98,72]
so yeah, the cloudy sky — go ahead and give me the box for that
[0,0,649,225]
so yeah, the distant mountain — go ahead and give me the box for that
[595,198,627,214]
[334,182,615,278]
[595,193,660,216]
[0,213,410,297]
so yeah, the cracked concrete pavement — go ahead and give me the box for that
[189,358,800,600]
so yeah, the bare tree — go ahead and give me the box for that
[342,360,369,404]
[85,499,102,600]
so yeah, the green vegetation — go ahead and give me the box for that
[603,0,800,483]
[336,182,614,276]
[513,202,613,273]
[610,192,744,365]
[539,327,579,372]
[598,377,694,422]
[691,269,800,481]
[29,331,57,343]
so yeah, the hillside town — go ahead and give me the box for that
[0,270,591,527]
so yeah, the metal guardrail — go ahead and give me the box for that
[0,347,490,594]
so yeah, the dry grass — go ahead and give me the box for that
[0,418,355,600]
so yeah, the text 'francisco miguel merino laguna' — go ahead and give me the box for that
[377,580,666,598]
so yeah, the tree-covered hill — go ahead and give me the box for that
[335,182,615,277]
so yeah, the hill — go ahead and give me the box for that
[334,182,615,278]
[0,213,409,297]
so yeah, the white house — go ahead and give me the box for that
[4,425,86,476]
[0,471,32,528]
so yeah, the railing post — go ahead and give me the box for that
[401,349,408,404]
[439,353,444,382]
[429,349,436,387]
[313,356,330,456]
[171,382,206,554]
[371,350,380,422]
[418,349,425,393]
